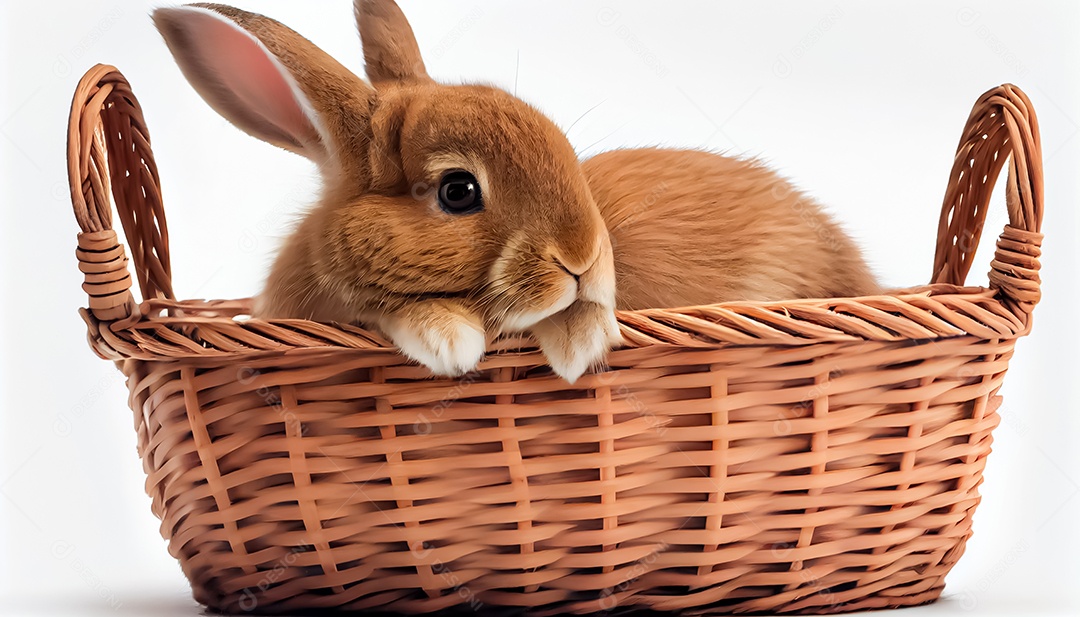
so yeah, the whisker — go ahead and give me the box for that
[576,119,632,158]
[513,50,521,97]
[565,99,606,138]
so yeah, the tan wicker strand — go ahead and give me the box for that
[696,367,729,580]
[67,66,1044,616]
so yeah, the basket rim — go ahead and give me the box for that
[81,282,1028,364]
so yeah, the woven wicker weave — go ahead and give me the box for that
[67,63,1043,615]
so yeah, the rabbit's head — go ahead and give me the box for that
[154,1,619,382]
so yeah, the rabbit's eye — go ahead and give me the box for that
[438,170,483,215]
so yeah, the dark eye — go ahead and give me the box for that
[438,170,483,215]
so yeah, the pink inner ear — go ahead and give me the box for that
[177,8,321,151]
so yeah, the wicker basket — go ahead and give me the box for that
[67,63,1043,615]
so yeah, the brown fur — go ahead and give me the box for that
[154,0,877,381]
[585,148,880,309]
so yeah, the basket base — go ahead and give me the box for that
[193,579,946,616]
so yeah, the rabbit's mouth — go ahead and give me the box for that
[487,232,616,335]
[498,275,578,332]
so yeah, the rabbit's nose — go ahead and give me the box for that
[552,256,581,281]
[575,233,616,308]
[550,229,605,277]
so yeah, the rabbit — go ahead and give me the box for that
[153,0,878,384]
[154,1,619,383]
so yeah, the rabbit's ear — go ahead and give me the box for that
[355,0,431,84]
[154,3,375,165]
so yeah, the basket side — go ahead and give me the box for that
[123,333,1010,615]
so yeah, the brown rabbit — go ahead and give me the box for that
[153,0,877,383]
[154,2,619,382]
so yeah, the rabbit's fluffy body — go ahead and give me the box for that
[586,148,879,309]
[154,0,878,382]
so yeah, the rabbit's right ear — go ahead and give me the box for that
[154,3,375,168]
[355,0,431,84]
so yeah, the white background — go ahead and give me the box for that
[2,1,1078,615]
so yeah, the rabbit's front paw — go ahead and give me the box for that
[382,300,487,377]
[530,300,620,383]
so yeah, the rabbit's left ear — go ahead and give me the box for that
[154,3,375,170]
[356,0,431,84]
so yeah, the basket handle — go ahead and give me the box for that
[932,83,1043,323]
[67,64,174,321]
